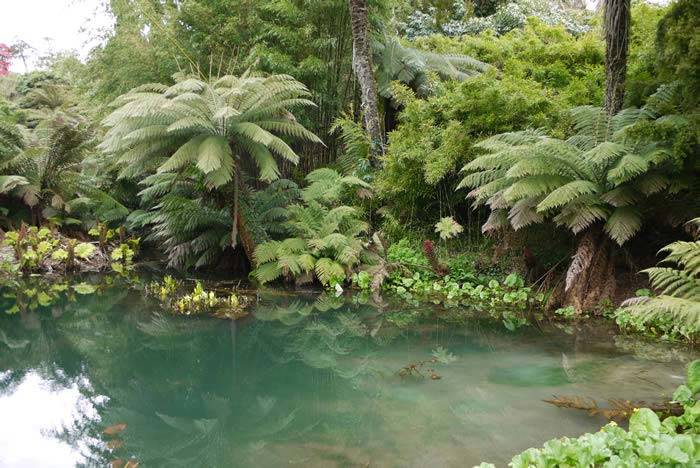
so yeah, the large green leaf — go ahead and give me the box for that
[628,408,661,435]
[158,136,205,173]
[537,180,599,212]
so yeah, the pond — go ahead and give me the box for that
[0,276,694,467]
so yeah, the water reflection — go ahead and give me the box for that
[0,369,106,467]
[0,278,697,466]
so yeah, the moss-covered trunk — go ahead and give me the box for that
[348,0,384,160]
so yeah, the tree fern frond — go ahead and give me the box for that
[607,154,649,185]
[503,175,569,203]
[537,180,599,212]
[605,206,643,245]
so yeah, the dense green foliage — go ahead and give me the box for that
[616,218,700,341]
[252,168,372,286]
[99,71,321,267]
[0,0,697,341]
[1,1,700,465]
[378,72,563,235]
[655,0,700,108]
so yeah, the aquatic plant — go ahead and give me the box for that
[0,224,139,277]
[147,278,248,319]
[385,268,541,329]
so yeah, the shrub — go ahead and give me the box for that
[251,169,372,287]
[377,72,563,235]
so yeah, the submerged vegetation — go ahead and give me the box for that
[1,0,699,465]
[478,360,700,467]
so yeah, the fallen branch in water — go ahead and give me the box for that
[544,395,683,421]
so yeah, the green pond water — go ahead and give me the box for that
[0,276,695,467]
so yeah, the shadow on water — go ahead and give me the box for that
[0,275,696,467]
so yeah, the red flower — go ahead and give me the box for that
[0,43,13,76]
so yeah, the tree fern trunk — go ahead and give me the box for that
[549,224,617,313]
[230,162,256,268]
[603,0,630,115]
[236,208,256,267]
[347,0,384,161]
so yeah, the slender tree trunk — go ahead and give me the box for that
[347,0,384,161]
[229,161,256,268]
[546,0,630,313]
[548,224,617,313]
[603,0,630,114]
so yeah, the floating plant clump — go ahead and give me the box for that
[146,276,249,319]
[399,347,457,380]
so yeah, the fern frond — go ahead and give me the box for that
[605,207,643,246]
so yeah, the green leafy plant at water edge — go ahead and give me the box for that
[554,305,576,319]
[386,268,541,330]
[477,360,700,467]
[146,277,248,319]
[110,243,136,274]
[352,239,540,328]
[616,218,700,342]
[0,223,139,277]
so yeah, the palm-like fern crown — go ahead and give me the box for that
[99,72,322,187]
[252,168,371,286]
[459,87,692,245]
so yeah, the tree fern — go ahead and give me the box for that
[101,71,322,264]
[619,218,700,339]
[459,98,696,246]
[251,168,370,287]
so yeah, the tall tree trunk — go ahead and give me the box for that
[603,0,630,114]
[347,0,384,161]
[547,224,617,313]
